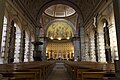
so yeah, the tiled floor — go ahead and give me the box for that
[47,62,72,80]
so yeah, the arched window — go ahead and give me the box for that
[94,30,98,62]
[0,16,7,64]
[14,23,21,63]
[103,20,112,63]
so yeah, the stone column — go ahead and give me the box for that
[4,24,10,63]
[109,24,118,61]
[19,30,25,62]
[84,41,90,61]
[30,37,34,61]
[73,37,80,61]
[90,36,96,62]
[113,0,120,79]
[40,37,46,60]
[28,36,31,62]
[0,0,6,51]
[80,26,85,61]
[113,0,120,59]
[8,21,16,63]
[19,31,23,62]
[97,32,106,62]
[0,0,6,63]
[33,26,42,61]
[24,34,29,62]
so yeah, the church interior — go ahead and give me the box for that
[0,0,120,80]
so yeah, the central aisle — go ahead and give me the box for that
[47,62,72,80]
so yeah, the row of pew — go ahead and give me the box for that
[64,61,115,80]
[0,61,55,80]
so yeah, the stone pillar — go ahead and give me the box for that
[28,36,31,62]
[73,37,80,61]
[19,31,23,62]
[109,24,119,62]
[8,21,16,63]
[80,26,85,61]
[33,26,42,61]
[30,37,34,61]
[90,36,96,62]
[24,33,29,62]
[4,24,10,63]
[19,30,25,62]
[0,0,6,51]
[113,0,120,59]
[84,41,90,61]
[0,0,6,63]
[97,32,106,62]
[40,37,46,60]
[113,0,120,79]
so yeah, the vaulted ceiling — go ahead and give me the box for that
[15,0,102,23]
[13,0,104,42]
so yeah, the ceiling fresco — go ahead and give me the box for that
[46,21,74,40]
[14,0,102,36]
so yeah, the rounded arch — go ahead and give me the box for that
[97,16,109,33]
[4,8,9,22]
[9,15,22,31]
[90,26,95,37]
[36,0,84,26]
[85,33,89,42]
[24,25,31,38]
[45,19,76,35]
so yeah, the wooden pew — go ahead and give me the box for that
[64,61,115,80]
[82,71,115,80]
[0,61,55,80]
[0,74,8,80]
[0,72,38,80]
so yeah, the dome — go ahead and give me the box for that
[44,4,76,17]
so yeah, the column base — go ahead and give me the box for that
[33,50,42,61]
[114,60,120,79]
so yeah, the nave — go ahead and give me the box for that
[1,0,120,79]
[47,62,71,80]
[0,60,116,80]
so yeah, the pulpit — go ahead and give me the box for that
[32,41,43,61]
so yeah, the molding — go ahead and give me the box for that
[6,0,35,35]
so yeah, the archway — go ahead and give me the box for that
[35,1,83,61]
[46,20,74,60]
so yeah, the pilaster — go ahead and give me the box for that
[113,0,120,79]
[80,26,85,61]
[97,32,106,62]
[84,42,90,61]
[0,0,6,64]
[90,37,96,62]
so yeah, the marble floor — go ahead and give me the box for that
[47,62,72,80]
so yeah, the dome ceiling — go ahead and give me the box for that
[44,4,76,17]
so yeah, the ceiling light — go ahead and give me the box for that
[67,37,70,40]
[58,37,61,40]
[50,37,54,40]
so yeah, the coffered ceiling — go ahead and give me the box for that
[44,4,76,17]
